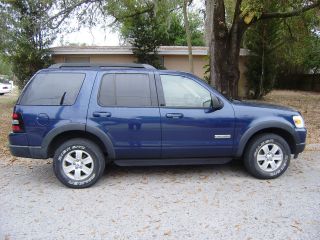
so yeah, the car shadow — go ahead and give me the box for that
[101,158,249,180]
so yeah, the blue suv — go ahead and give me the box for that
[9,63,306,188]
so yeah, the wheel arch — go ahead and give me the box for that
[236,122,297,158]
[42,124,115,159]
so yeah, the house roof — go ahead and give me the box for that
[51,46,250,56]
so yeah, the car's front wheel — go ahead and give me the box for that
[244,133,291,179]
[53,138,105,188]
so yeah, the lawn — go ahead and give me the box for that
[0,92,17,158]
[0,90,319,159]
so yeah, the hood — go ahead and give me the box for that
[232,100,298,113]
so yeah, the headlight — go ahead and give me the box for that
[293,115,305,128]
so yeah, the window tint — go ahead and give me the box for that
[20,73,85,105]
[99,73,152,107]
[160,75,211,108]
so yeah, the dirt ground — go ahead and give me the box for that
[261,90,320,144]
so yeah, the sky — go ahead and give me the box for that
[53,26,120,47]
[53,0,204,47]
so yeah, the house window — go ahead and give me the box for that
[65,56,90,63]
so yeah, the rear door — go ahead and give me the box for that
[87,70,161,159]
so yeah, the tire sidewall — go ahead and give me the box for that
[53,141,104,188]
[247,135,291,179]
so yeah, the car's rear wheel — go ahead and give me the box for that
[53,138,105,188]
[244,133,291,179]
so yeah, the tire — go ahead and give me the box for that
[244,133,291,179]
[53,138,105,188]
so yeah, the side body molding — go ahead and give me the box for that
[235,120,296,157]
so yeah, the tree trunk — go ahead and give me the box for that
[258,26,266,98]
[209,0,246,98]
[208,0,228,92]
[204,0,213,47]
[183,0,194,73]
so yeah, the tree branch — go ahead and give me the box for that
[45,0,98,28]
[108,7,154,26]
[260,1,320,20]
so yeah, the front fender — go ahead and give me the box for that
[235,120,297,157]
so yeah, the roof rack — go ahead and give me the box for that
[49,63,156,70]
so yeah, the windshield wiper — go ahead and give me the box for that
[60,92,66,105]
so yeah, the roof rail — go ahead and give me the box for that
[49,63,156,70]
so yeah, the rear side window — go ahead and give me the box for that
[19,72,85,106]
[99,73,152,107]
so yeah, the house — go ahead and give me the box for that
[51,46,249,97]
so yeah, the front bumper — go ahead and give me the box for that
[293,142,306,158]
[292,128,307,158]
[295,142,306,153]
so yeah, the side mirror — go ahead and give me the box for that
[206,95,224,112]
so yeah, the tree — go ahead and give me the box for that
[0,0,97,89]
[244,3,320,98]
[206,0,320,98]
[106,0,171,68]
[275,11,320,76]
[122,10,167,68]
[165,12,205,46]
[244,20,281,98]
[106,0,205,69]
[0,57,13,79]
[183,0,194,73]
[0,0,54,88]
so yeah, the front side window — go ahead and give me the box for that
[160,75,211,108]
[99,73,152,107]
[19,72,85,106]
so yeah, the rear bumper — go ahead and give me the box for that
[0,89,11,94]
[9,145,48,159]
[8,132,48,159]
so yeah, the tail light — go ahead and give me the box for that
[12,112,24,133]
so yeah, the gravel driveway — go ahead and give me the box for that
[1,148,319,240]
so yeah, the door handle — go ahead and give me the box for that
[166,113,184,119]
[93,111,111,117]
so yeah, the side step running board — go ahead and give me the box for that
[114,158,232,167]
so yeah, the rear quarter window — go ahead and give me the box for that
[19,72,85,106]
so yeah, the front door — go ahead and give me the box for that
[157,74,235,158]
[88,71,161,159]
